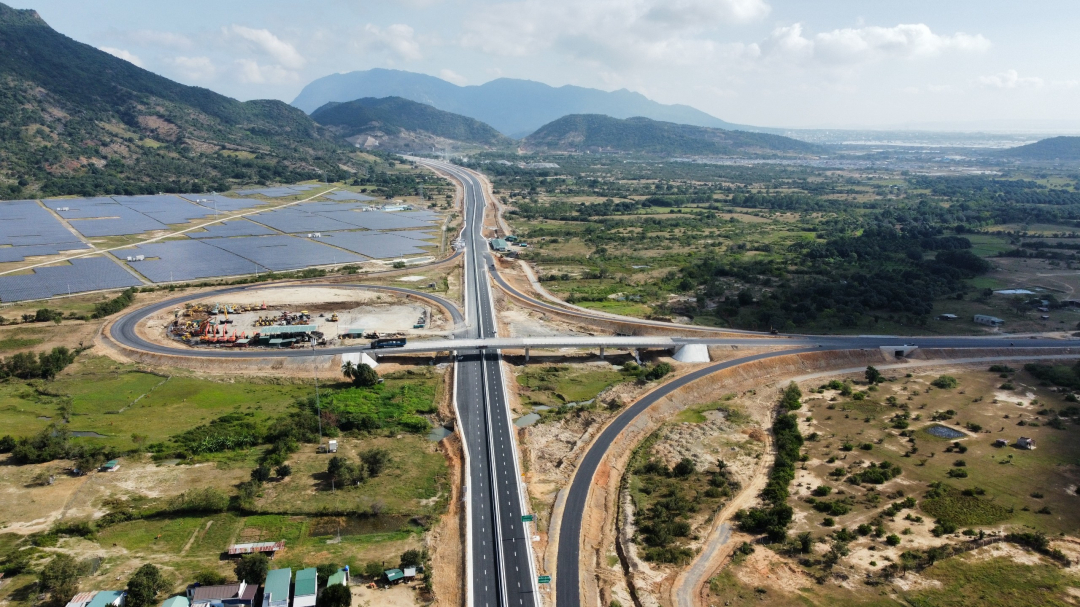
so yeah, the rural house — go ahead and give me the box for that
[292,568,317,607]
[160,597,189,607]
[188,582,256,607]
[1017,436,1036,450]
[86,591,126,607]
[262,569,291,607]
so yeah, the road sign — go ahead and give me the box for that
[538,576,551,584]
[521,514,535,522]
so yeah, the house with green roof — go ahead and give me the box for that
[262,569,291,607]
[86,591,125,607]
[384,569,404,584]
[160,597,189,607]
[293,568,316,607]
[325,568,348,588]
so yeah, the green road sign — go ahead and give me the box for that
[538,576,551,584]
[521,514,535,522]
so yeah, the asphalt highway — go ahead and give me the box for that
[417,159,538,607]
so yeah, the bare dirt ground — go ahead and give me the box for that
[0,455,248,534]
[351,581,423,607]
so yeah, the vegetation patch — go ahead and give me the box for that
[920,483,1012,526]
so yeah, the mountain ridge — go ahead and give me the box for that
[0,1,357,199]
[999,136,1080,161]
[521,114,819,156]
[292,68,755,137]
[311,97,511,152]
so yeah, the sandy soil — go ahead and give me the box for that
[0,455,248,534]
[351,581,422,607]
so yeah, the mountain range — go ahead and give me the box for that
[998,136,1080,161]
[311,97,511,152]
[0,2,357,199]
[522,114,820,156]
[292,69,749,138]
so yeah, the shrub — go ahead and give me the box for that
[672,457,696,477]
[865,366,884,384]
[812,485,832,497]
[931,375,959,389]
[780,382,802,410]
[320,584,351,607]
[194,571,227,586]
[166,488,229,513]
[275,464,292,478]
[946,468,968,478]
[643,362,673,382]
[885,534,901,546]
[92,288,137,318]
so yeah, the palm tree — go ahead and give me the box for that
[341,360,355,381]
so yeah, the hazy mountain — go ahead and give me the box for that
[522,114,819,156]
[0,2,356,199]
[311,97,511,152]
[999,136,1080,161]
[292,69,746,137]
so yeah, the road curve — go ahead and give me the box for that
[108,282,464,358]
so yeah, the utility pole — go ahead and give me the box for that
[311,337,322,444]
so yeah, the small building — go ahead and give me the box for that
[937,314,958,321]
[227,541,284,559]
[100,460,120,472]
[402,568,417,580]
[325,568,349,588]
[973,314,1004,327]
[1017,436,1036,450]
[994,438,1008,447]
[87,591,126,607]
[189,582,256,607]
[262,569,291,607]
[327,439,338,453]
[161,597,190,607]
[489,238,508,252]
[340,328,366,339]
[293,568,317,607]
[384,569,404,584]
[67,592,98,607]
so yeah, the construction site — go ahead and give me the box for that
[152,286,449,349]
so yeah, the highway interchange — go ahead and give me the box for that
[106,161,1078,607]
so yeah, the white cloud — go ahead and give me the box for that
[234,59,298,84]
[227,25,306,69]
[761,23,990,65]
[170,56,217,81]
[125,29,192,50]
[461,0,770,62]
[99,47,144,68]
[439,69,467,85]
[978,69,1043,89]
[362,24,423,61]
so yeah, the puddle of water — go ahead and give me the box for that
[532,405,552,412]
[427,426,452,442]
[157,459,181,466]
[37,416,51,420]
[925,424,965,439]
[70,431,108,438]
[514,413,541,427]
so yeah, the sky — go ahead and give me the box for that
[9,0,1080,131]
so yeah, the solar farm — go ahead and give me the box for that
[0,188,448,302]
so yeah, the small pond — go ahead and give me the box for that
[925,424,965,439]
[426,426,453,442]
[70,431,108,438]
[514,413,541,428]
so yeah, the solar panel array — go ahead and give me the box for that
[204,235,365,271]
[188,220,277,239]
[117,240,261,282]
[324,191,377,201]
[318,231,431,259]
[245,202,434,233]
[248,207,356,233]
[0,257,141,302]
[0,200,89,260]
[182,194,263,213]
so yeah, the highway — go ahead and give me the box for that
[419,159,539,607]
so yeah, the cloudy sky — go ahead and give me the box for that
[11,0,1080,130]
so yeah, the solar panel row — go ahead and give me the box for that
[206,235,365,271]
[0,200,85,248]
[188,220,277,239]
[0,243,91,263]
[317,231,431,259]
[117,239,262,282]
[0,258,142,302]
[324,191,377,201]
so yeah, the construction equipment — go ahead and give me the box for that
[329,313,339,322]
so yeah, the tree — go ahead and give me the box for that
[194,571,227,586]
[931,375,959,389]
[780,382,802,411]
[320,583,351,607]
[234,553,269,585]
[275,464,292,478]
[327,456,366,487]
[363,561,384,579]
[400,549,424,569]
[865,365,884,384]
[672,457,696,477]
[316,564,339,581]
[39,554,82,606]
[126,564,169,607]
[359,449,390,477]
[351,363,379,388]
[251,465,272,483]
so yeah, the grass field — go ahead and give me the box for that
[0,356,314,450]
[515,364,630,409]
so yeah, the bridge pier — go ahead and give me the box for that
[633,348,641,364]
[525,347,530,363]
[600,346,605,359]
